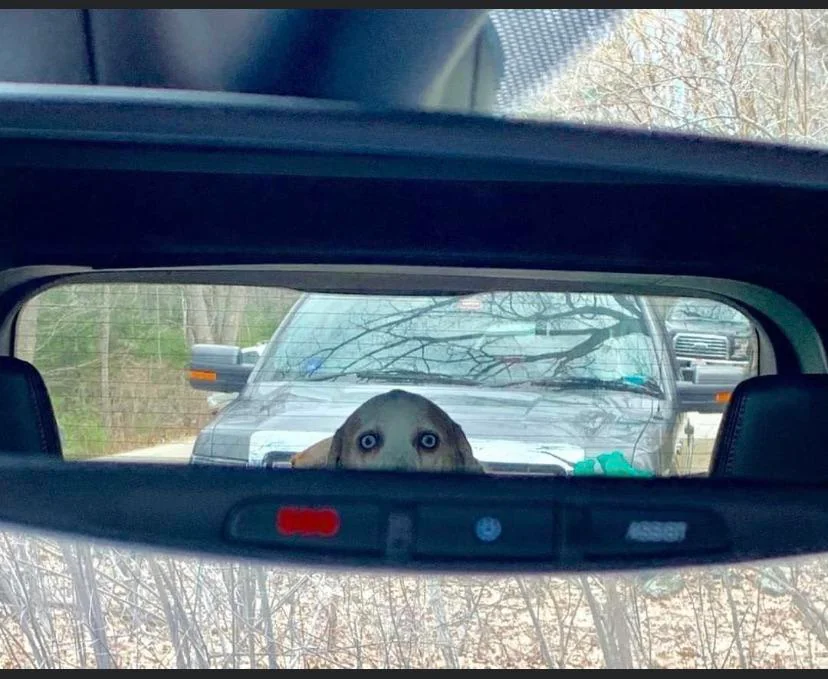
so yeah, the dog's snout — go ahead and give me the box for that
[382,446,420,471]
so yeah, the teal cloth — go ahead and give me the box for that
[572,450,654,478]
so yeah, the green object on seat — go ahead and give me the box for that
[572,451,654,478]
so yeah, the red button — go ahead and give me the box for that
[276,506,341,538]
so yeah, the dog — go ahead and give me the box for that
[290,389,484,473]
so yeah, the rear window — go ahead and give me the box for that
[16,283,760,476]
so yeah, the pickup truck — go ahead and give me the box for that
[663,298,756,381]
[187,291,744,476]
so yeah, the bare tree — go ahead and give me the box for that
[523,10,828,148]
[184,285,250,346]
[99,285,112,433]
[218,287,248,346]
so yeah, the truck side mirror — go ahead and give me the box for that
[189,344,254,394]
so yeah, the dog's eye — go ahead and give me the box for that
[419,432,439,450]
[358,433,379,452]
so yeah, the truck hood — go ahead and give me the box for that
[211,381,670,472]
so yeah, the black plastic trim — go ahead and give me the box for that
[0,86,825,189]
[0,457,826,573]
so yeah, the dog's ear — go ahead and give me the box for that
[449,420,485,474]
[290,437,333,469]
[327,426,346,469]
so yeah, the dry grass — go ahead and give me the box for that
[0,531,825,668]
[55,362,214,460]
[104,364,214,454]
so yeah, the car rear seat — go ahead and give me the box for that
[0,357,61,457]
[710,374,828,481]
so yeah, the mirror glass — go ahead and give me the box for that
[16,284,759,477]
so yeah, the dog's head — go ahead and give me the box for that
[290,389,483,473]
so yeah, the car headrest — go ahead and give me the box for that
[0,357,61,457]
[710,374,828,481]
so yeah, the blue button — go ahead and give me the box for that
[475,516,502,542]
[415,505,557,559]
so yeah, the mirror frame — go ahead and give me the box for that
[1,457,827,573]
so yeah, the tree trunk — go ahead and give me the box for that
[219,287,248,345]
[61,544,116,669]
[181,288,194,346]
[99,285,112,433]
[187,286,215,344]
[212,286,227,343]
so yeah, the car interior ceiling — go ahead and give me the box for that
[0,9,497,109]
[0,10,827,573]
[0,10,622,109]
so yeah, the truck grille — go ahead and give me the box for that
[673,333,729,360]
[483,462,567,476]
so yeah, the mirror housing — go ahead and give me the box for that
[189,344,254,394]
[6,458,828,574]
[675,364,747,414]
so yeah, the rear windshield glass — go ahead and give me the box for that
[18,284,760,477]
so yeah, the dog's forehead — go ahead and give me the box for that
[349,390,447,430]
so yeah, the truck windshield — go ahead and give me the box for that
[253,292,664,390]
[668,299,751,327]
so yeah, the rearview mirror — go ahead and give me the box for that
[189,344,254,393]
[3,458,828,575]
[19,281,802,574]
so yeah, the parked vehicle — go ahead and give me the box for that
[188,292,737,475]
[663,298,756,381]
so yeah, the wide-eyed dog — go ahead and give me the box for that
[290,389,484,473]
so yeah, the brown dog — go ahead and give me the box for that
[290,389,484,473]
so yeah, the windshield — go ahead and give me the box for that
[254,292,664,391]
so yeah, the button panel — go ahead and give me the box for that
[225,499,728,565]
[226,501,383,554]
[415,505,557,560]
